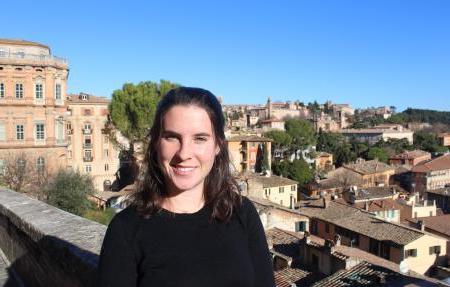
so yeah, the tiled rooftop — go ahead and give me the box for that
[406,214,450,238]
[299,200,424,246]
[311,261,437,287]
[344,160,394,175]
[412,154,450,173]
[390,150,430,160]
[351,186,404,201]
[67,93,110,104]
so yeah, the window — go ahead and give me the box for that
[55,83,61,100]
[279,186,284,193]
[325,223,330,233]
[105,164,109,171]
[291,185,296,192]
[85,165,92,173]
[265,188,270,197]
[84,150,92,159]
[104,149,109,158]
[15,83,23,98]
[35,124,45,140]
[429,246,441,255]
[36,157,45,173]
[16,125,24,140]
[35,83,43,99]
[0,159,5,175]
[0,83,4,98]
[295,221,307,232]
[16,158,26,173]
[310,220,318,235]
[404,249,417,258]
[67,150,72,159]
[0,123,5,140]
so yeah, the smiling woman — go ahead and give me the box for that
[97,87,275,287]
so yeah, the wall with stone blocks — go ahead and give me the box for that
[0,188,106,287]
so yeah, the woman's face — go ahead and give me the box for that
[157,105,220,195]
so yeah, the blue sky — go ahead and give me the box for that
[2,0,450,111]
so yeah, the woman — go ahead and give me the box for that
[98,87,275,287]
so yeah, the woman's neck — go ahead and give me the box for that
[162,188,205,214]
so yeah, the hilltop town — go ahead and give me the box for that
[1,39,450,286]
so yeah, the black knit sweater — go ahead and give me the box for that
[97,197,275,287]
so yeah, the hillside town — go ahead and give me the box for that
[1,38,450,286]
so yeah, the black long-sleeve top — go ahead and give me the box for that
[97,196,275,287]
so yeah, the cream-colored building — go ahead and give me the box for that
[340,124,414,145]
[0,39,68,175]
[66,93,120,191]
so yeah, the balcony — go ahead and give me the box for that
[83,128,92,135]
[83,156,93,162]
[83,143,92,149]
[0,51,68,68]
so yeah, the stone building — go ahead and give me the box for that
[0,39,68,175]
[66,93,120,191]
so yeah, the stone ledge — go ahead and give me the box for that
[0,188,107,287]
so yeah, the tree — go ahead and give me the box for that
[285,119,316,158]
[367,147,388,162]
[108,80,180,152]
[45,170,95,216]
[289,159,314,187]
[334,145,356,167]
[414,131,447,153]
[317,131,346,154]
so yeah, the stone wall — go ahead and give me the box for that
[0,188,106,287]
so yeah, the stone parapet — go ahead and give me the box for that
[0,188,106,287]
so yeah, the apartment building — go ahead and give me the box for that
[411,154,450,193]
[227,135,272,173]
[66,93,120,191]
[0,39,68,174]
[340,124,414,145]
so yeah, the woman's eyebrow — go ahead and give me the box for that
[162,131,212,137]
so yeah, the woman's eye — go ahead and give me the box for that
[195,137,208,142]
[164,136,178,141]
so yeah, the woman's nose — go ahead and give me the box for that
[176,140,193,160]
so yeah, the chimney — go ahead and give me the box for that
[324,239,335,254]
[323,197,330,209]
[333,234,341,246]
[364,201,369,211]
[304,231,311,244]
[418,220,425,232]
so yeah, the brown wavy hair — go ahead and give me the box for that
[131,87,241,222]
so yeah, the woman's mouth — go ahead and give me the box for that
[172,165,196,175]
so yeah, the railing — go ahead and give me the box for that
[83,128,92,135]
[0,51,68,66]
[83,156,93,162]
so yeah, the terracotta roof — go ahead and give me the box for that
[0,38,49,50]
[390,150,431,160]
[344,160,394,175]
[353,199,403,212]
[309,178,345,191]
[226,135,273,142]
[352,186,404,201]
[67,93,110,104]
[407,214,450,238]
[248,174,298,188]
[411,154,450,173]
[311,261,437,287]
[299,200,424,246]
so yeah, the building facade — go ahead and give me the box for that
[66,93,120,191]
[0,39,68,176]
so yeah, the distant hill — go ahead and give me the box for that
[400,108,450,125]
